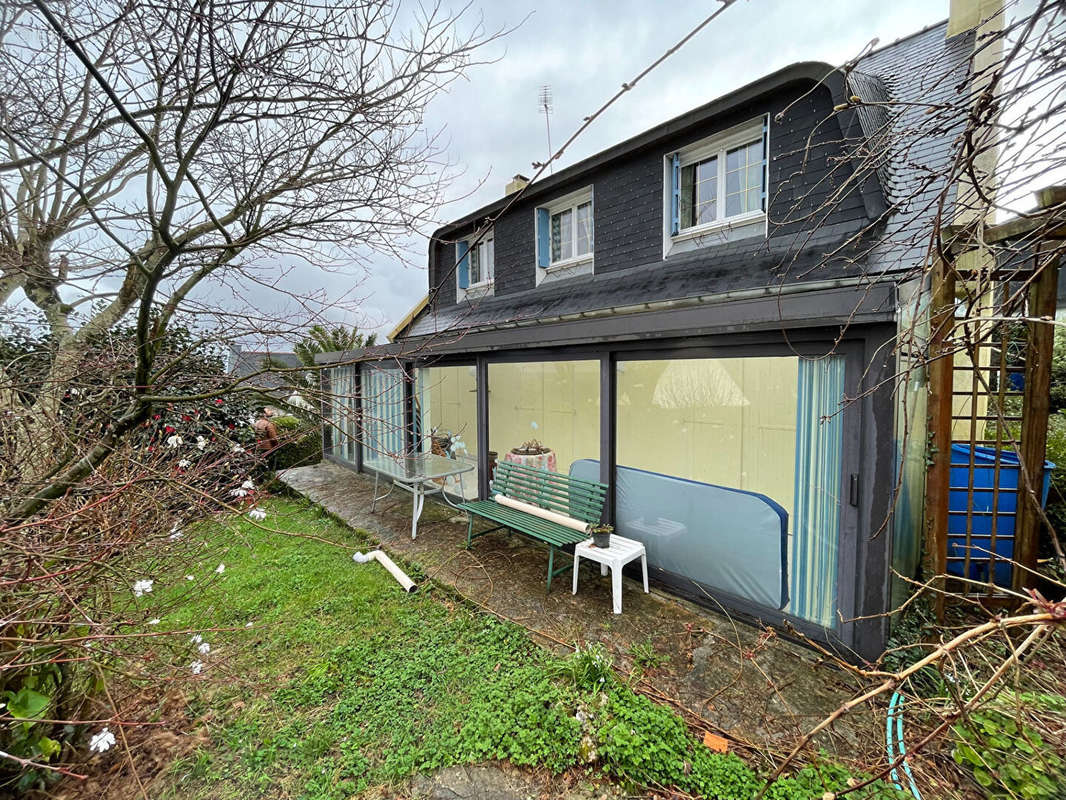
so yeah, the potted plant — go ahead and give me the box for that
[590,523,613,549]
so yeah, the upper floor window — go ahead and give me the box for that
[456,229,494,300]
[536,187,594,273]
[467,233,494,286]
[668,117,767,241]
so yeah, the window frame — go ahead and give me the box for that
[536,186,594,271]
[465,231,494,288]
[669,117,768,243]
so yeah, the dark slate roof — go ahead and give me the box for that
[858,23,975,275]
[408,224,878,337]
[404,21,972,342]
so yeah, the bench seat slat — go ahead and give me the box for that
[458,500,589,546]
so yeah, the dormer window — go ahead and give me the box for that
[456,229,494,300]
[535,186,594,280]
[665,117,768,254]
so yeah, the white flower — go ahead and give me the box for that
[190,660,204,675]
[196,435,207,450]
[177,459,191,469]
[240,479,255,491]
[197,642,211,655]
[89,727,116,753]
[231,444,244,454]
[215,563,225,574]
[132,579,153,597]
[247,507,267,522]
[230,487,248,498]
[166,434,184,448]
[190,634,203,644]
[248,414,257,426]
[148,618,161,626]
[244,622,254,628]
[185,574,195,581]
[69,387,80,396]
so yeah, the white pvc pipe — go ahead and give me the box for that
[493,494,590,534]
[352,550,417,592]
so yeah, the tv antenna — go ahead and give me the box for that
[539,85,553,174]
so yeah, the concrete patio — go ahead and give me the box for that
[280,461,883,766]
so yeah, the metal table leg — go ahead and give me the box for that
[370,471,395,512]
[411,481,426,539]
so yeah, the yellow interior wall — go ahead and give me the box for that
[421,366,478,456]
[616,357,798,516]
[487,361,600,473]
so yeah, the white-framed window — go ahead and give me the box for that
[455,228,494,300]
[536,187,594,272]
[667,117,767,242]
[467,233,494,286]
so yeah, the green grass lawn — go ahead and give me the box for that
[150,496,905,800]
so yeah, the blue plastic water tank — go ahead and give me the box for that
[947,444,1055,587]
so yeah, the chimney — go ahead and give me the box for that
[946,0,1002,39]
[505,174,530,195]
[947,0,1004,231]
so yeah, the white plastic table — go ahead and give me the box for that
[365,453,475,540]
[572,535,649,614]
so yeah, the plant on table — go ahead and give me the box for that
[590,523,613,548]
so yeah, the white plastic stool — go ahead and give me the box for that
[572,535,649,614]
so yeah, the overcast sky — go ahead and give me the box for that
[246,0,955,345]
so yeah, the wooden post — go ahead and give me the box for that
[1014,244,1059,590]
[926,257,957,620]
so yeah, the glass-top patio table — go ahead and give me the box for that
[364,453,475,540]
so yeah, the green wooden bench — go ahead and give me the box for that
[459,461,607,592]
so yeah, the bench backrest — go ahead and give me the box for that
[492,461,607,524]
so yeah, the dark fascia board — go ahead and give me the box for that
[316,281,896,365]
[429,61,885,245]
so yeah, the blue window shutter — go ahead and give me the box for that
[670,154,681,235]
[456,241,469,289]
[536,208,550,268]
[760,117,769,211]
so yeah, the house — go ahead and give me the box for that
[317,9,998,660]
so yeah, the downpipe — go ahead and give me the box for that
[352,550,417,592]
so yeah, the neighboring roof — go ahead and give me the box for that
[230,348,303,390]
[399,20,973,343]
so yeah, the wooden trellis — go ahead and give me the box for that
[927,187,1065,613]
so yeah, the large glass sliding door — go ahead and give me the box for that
[327,365,359,464]
[585,354,846,629]
[361,365,406,464]
[487,360,600,477]
[416,365,479,499]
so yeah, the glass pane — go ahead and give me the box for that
[575,202,592,256]
[612,357,802,612]
[724,139,763,217]
[488,360,600,478]
[551,209,572,262]
[610,356,845,626]
[747,188,761,213]
[680,164,696,229]
[362,367,407,461]
[469,242,481,284]
[725,147,741,171]
[746,163,763,189]
[485,237,494,280]
[417,365,479,499]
